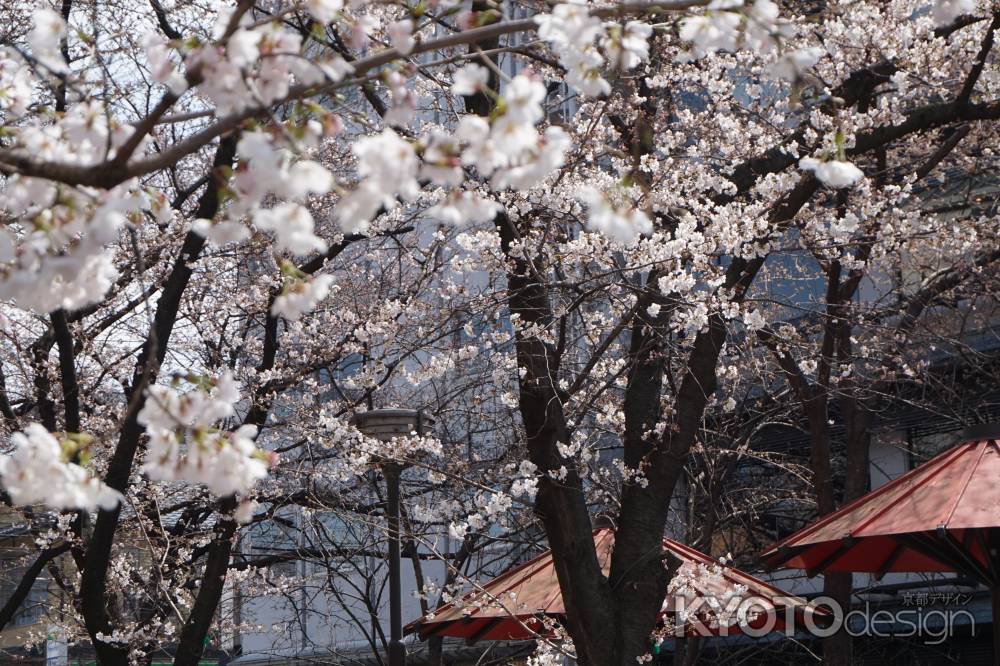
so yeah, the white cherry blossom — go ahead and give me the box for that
[138,372,273,496]
[456,115,502,174]
[679,0,789,60]
[579,188,652,245]
[419,130,464,187]
[770,47,824,81]
[678,10,741,59]
[389,19,416,55]
[428,190,500,227]
[272,273,336,321]
[305,0,344,24]
[0,50,36,116]
[254,203,328,255]
[534,4,656,97]
[564,46,611,98]
[192,218,251,247]
[602,21,653,70]
[283,160,335,199]
[501,75,546,124]
[535,1,603,47]
[0,424,121,512]
[798,157,865,189]
[451,63,490,96]
[490,126,570,190]
[28,9,68,74]
[0,0,996,659]
[336,128,419,232]
[932,0,977,27]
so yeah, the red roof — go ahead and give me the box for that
[761,437,1000,577]
[407,528,822,642]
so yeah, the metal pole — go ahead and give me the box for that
[298,510,308,650]
[992,584,1000,666]
[386,460,405,666]
[989,527,1000,666]
[233,535,243,660]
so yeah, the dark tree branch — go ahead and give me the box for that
[725,61,897,198]
[243,227,412,428]
[497,208,614,666]
[173,497,238,666]
[957,12,1000,108]
[30,329,58,431]
[51,309,80,432]
[0,361,18,423]
[0,543,70,632]
[149,0,182,40]
[78,135,238,666]
[935,13,989,38]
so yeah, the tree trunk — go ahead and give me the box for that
[497,209,617,665]
[78,136,238,666]
[174,497,238,666]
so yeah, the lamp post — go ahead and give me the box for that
[349,408,434,666]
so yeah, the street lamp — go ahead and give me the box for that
[349,408,435,666]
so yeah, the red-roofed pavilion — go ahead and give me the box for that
[762,425,1000,665]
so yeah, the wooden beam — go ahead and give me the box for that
[805,536,856,577]
[466,616,506,644]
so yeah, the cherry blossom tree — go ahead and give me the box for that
[0,0,999,665]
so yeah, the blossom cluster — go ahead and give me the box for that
[535,4,652,96]
[798,157,865,189]
[676,1,833,83]
[148,11,354,115]
[194,128,336,254]
[0,11,168,313]
[336,71,568,233]
[932,0,977,26]
[666,558,749,628]
[272,270,337,322]
[677,0,792,61]
[137,372,273,496]
[309,412,446,486]
[448,460,538,540]
[0,159,150,312]
[578,187,653,246]
[0,425,121,511]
